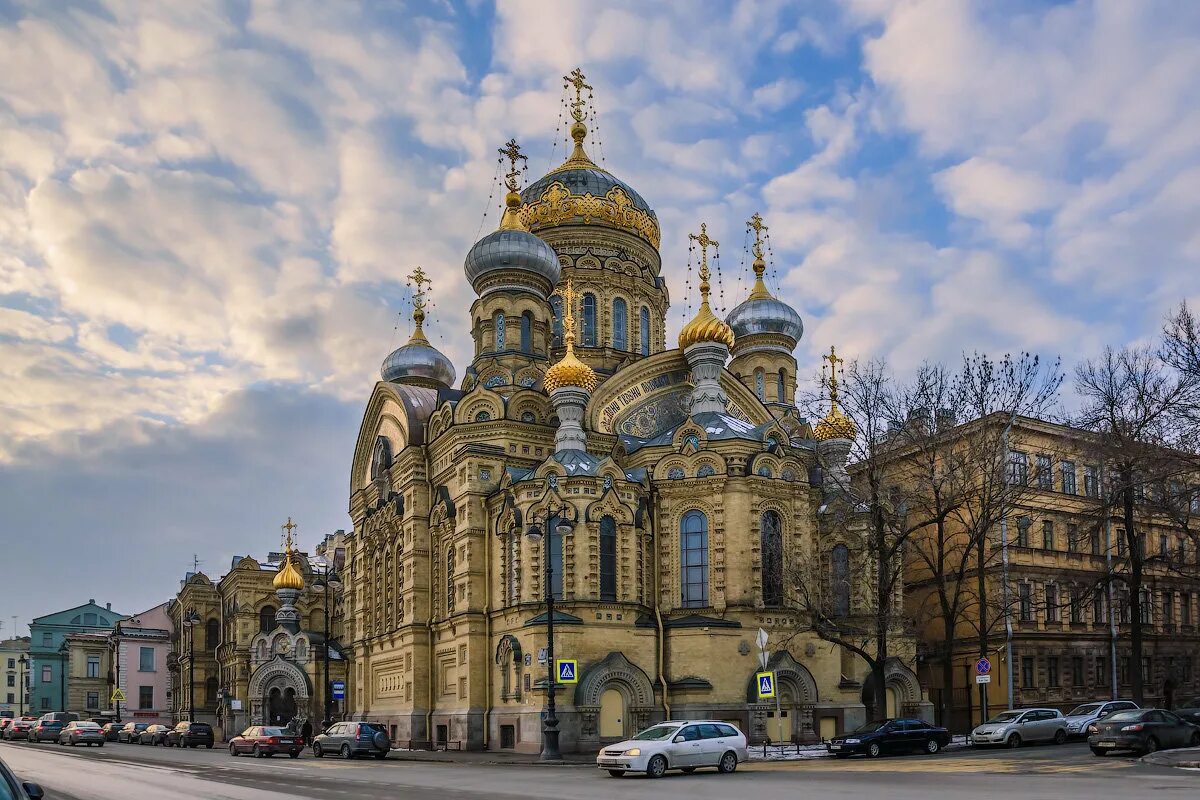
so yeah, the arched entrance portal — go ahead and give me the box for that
[574,652,657,745]
[267,687,298,726]
[248,655,310,727]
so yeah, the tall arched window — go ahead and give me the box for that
[755,368,765,400]
[446,545,456,612]
[777,369,786,403]
[259,605,276,633]
[551,296,563,347]
[831,544,851,616]
[612,298,627,350]
[640,306,651,355]
[581,293,597,347]
[549,515,564,600]
[205,676,218,708]
[396,545,406,621]
[600,516,617,601]
[761,512,783,607]
[205,618,219,651]
[520,312,533,353]
[680,511,709,608]
[494,312,506,351]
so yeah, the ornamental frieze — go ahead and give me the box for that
[521,182,661,249]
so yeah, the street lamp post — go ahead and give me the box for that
[524,507,571,762]
[183,610,200,721]
[312,562,342,730]
[18,655,27,717]
[58,642,68,713]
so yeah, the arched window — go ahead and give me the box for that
[831,544,851,616]
[549,515,564,600]
[600,516,617,601]
[755,368,765,400]
[640,306,651,355]
[204,676,218,708]
[581,293,597,347]
[494,312,506,351]
[446,545,456,612]
[370,436,393,481]
[612,298,627,350]
[259,606,275,633]
[680,511,709,608]
[205,618,219,651]
[761,512,783,607]
[777,369,786,403]
[520,312,533,353]
[551,295,563,347]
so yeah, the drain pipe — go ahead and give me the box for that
[425,465,436,747]
[648,487,670,721]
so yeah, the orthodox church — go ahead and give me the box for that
[345,70,928,753]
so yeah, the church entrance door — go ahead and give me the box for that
[599,688,625,739]
[267,687,298,726]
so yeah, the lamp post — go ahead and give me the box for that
[183,610,200,721]
[57,641,68,713]
[18,654,27,717]
[524,507,571,762]
[312,562,342,729]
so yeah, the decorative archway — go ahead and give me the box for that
[744,651,819,744]
[247,655,311,726]
[574,652,656,741]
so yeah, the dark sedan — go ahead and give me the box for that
[228,726,303,758]
[166,721,214,749]
[26,721,64,743]
[3,721,32,741]
[138,725,172,746]
[826,718,952,758]
[100,722,124,742]
[117,722,149,743]
[1088,709,1200,756]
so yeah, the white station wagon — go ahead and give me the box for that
[596,720,749,778]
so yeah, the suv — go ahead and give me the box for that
[596,720,749,778]
[1063,700,1139,738]
[971,708,1068,748]
[312,722,391,759]
[167,721,214,749]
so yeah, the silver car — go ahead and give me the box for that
[971,708,1067,748]
[1063,700,1139,738]
[597,720,748,778]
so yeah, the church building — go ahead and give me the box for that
[344,70,929,753]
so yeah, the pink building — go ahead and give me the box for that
[111,603,174,725]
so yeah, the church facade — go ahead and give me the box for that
[344,71,929,753]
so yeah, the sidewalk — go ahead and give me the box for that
[385,748,594,766]
[1141,746,1200,769]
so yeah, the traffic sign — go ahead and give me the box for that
[756,671,776,699]
[538,647,548,665]
[556,659,578,684]
[331,680,345,700]
[976,674,991,684]
[975,657,991,675]
[110,688,126,703]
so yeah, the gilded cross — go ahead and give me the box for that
[688,223,719,293]
[823,346,844,402]
[498,138,527,192]
[564,67,593,122]
[554,279,578,350]
[407,267,431,341]
[281,516,298,550]
[747,212,768,261]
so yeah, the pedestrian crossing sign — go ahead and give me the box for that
[756,671,776,699]
[110,688,127,703]
[556,659,578,684]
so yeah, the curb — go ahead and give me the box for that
[1140,746,1200,769]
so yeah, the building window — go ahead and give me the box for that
[5,658,11,669]
[205,676,217,708]
[612,298,627,350]
[776,369,786,403]
[132,685,151,710]
[600,516,617,601]
[1036,454,1053,490]
[86,655,100,679]
[581,293,597,347]
[1019,583,1033,622]
[1093,587,1106,624]
[754,369,764,400]
[41,665,51,683]
[205,618,219,651]
[5,675,12,688]
[40,697,49,710]
[551,295,563,347]
[680,511,709,608]
[1047,656,1060,687]
[139,647,155,672]
[1007,451,1028,485]
[761,512,784,607]
[1084,465,1099,497]
[41,633,52,647]
[5,693,11,704]
[1139,589,1152,624]
[446,545,456,612]
[1016,516,1031,548]
[1142,656,1152,685]
[639,306,651,356]
[1182,592,1192,625]
[830,543,851,616]
[1095,656,1107,687]
[1060,461,1077,495]
[1163,590,1174,627]
[549,515,564,601]
[1042,520,1055,550]
[1090,527,1102,555]
[259,606,275,633]
[1021,657,1035,689]
[1046,584,1059,622]
[1159,534,1169,557]
[520,312,532,354]
[494,312,506,351]
[86,691,99,709]
[1066,524,1079,552]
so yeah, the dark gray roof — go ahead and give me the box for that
[620,411,766,453]
[523,166,655,216]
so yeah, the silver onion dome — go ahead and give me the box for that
[381,340,456,388]
[464,228,560,297]
[726,295,804,346]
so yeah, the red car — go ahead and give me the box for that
[3,720,32,740]
[228,726,303,758]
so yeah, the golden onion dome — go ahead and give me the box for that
[813,403,858,441]
[272,553,305,591]
[544,278,598,393]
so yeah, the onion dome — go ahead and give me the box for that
[813,346,858,441]
[381,267,456,388]
[727,263,803,346]
[272,552,305,590]
[678,223,735,350]
[544,279,598,393]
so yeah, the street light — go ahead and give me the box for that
[312,562,343,730]
[57,641,68,713]
[524,507,572,762]
[182,610,201,722]
[17,655,27,717]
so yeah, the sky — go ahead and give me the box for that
[1,0,1198,635]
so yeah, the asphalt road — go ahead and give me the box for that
[1,739,1195,800]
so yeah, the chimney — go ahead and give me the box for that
[106,602,112,611]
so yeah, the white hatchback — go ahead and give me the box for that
[596,720,748,778]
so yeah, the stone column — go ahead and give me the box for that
[683,341,729,416]
[817,437,853,493]
[550,386,590,453]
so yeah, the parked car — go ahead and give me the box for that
[3,720,32,741]
[1175,698,1200,726]
[971,708,1067,748]
[228,726,304,759]
[826,718,952,759]
[312,721,391,760]
[117,722,149,743]
[596,720,748,778]
[1063,700,1139,738]
[1,751,45,799]
[37,712,78,725]
[26,720,64,743]
[1088,708,1200,756]
[138,725,172,746]
[166,721,214,749]
[100,722,124,742]
[57,721,105,747]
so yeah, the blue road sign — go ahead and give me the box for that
[975,658,991,675]
[331,680,346,700]
[756,671,776,699]
[556,659,578,684]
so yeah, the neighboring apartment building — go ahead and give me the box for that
[0,637,31,718]
[63,632,113,718]
[28,601,126,714]
[111,603,174,725]
[892,415,1199,731]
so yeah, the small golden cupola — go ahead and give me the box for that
[543,279,598,394]
[272,517,306,591]
[678,223,735,350]
[813,346,858,441]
